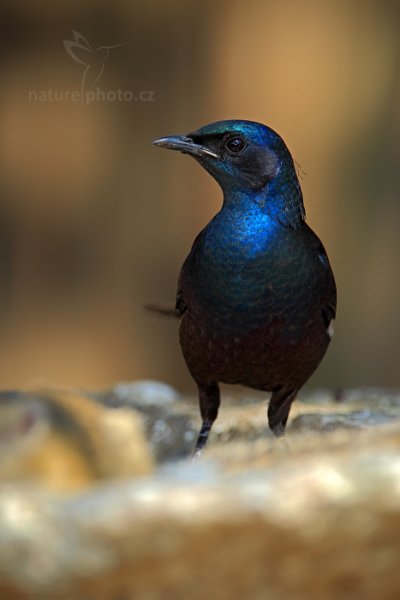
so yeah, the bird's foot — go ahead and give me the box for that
[275,434,291,453]
[191,447,203,462]
[191,420,213,459]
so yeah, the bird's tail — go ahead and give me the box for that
[144,303,181,318]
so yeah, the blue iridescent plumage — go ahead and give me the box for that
[153,120,336,455]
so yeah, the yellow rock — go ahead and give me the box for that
[0,389,153,493]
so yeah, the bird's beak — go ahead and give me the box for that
[152,135,219,159]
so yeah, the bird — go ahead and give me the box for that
[152,120,336,456]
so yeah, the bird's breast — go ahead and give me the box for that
[181,212,327,339]
[189,212,289,300]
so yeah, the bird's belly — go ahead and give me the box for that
[179,223,333,389]
[179,307,329,390]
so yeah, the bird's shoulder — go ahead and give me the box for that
[175,230,205,316]
[299,222,337,319]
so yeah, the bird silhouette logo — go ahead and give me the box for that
[63,30,128,97]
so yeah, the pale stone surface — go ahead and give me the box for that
[1,386,400,599]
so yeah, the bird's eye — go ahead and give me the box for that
[225,136,246,154]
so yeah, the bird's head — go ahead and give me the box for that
[153,120,305,225]
[153,120,298,194]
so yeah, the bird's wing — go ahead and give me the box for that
[174,261,190,318]
[175,230,205,317]
[145,232,203,319]
[319,250,337,323]
[316,240,337,334]
[302,222,337,332]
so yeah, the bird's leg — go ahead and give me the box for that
[268,387,298,439]
[192,382,220,458]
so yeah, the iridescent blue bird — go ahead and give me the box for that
[152,120,336,455]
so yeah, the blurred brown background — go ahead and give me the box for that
[0,0,399,391]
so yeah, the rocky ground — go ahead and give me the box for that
[0,382,400,599]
